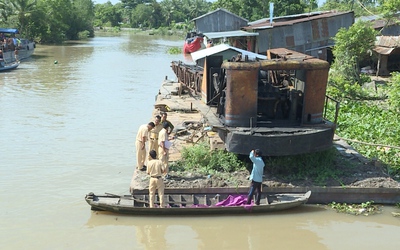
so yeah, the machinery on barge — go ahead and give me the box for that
[171,48,339,156]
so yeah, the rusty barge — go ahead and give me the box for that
[171,48,339,156]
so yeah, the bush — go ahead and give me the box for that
[78,30,90,40]
[173,142,246,174]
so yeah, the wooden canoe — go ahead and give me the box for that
[85,190,311,215]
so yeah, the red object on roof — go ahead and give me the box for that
[183,37,203,54]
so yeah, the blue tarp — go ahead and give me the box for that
[0,28,19,34]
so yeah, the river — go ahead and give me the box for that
[0,33,399,250]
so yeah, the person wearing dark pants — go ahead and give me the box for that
[246,149,265,205]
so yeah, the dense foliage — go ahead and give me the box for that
[0,0,95,42]
[331,21,377,84]
[327,20,400,177]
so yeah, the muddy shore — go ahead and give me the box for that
[130,79,399,196]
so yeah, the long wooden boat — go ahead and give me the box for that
[85,190,311,215]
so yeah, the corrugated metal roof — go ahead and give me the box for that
[245,11,353,30]
[374,36,400,55]
[190,44,267,62]
[192,8,248,22]
[204,30,259,39]
[374,46,394,55]
[375,36,400,48]
[357,12,400,29]
[248,11,327,26]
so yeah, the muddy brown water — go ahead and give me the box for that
[1,34,399,249]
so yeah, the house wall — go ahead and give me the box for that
[380,25,400,36]
[256,12,354,59]
[195,10,248,33]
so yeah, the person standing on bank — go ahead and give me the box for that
[158,122,171,173]
[135,122,155,171]
[246,149,265,205]
[148,115,162,161]
[160,112,174,134]
[147,150,166,208]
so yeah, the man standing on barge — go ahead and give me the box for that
[147,150,166,208]
[160,112,174,134]
[136,122,155,171]
[246,149,265,205]
[158,122,171,173]
[148,115,162,161]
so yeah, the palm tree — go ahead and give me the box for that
[8,0,37,35]
[0,0,13,21]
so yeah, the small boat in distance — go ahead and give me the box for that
[0,28,35,62]
[85,189,311,215]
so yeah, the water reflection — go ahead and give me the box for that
[85,206,329,249]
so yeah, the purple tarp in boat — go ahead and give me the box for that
[215,195,252,207]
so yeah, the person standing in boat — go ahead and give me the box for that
[160,112,174,134]
[246,149,265,205]
[158,122,171,173]
[147,150,166,208]
[136,122,155,171]
[148,115,162,161]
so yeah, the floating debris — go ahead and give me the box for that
[328,201,381,216]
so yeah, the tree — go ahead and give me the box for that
[94,2,122,27]
[332,21,377,83]
[67,0,95,39]
[320,0,379,17]
[2,0,37,36]
[131,3,153,27]
[212,0,306,21]
[121,0,151,9]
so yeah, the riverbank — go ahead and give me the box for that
[129,78,400,202]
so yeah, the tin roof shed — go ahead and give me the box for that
[244,11,354,60]
[192,8,248,33]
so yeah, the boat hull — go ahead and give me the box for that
[0,61,19,71]
[2,41,35,62]
[85,190,311,215]
[221,126,334,156]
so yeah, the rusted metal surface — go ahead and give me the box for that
[302,69,329,124]
[171,61,203,94]
[171,48,337,156]
[224,68,258,127]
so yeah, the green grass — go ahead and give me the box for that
[171,141,246,175]
[266,148,343,185]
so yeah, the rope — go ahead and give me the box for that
[356,0,377,17]
[340,137,400,150]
